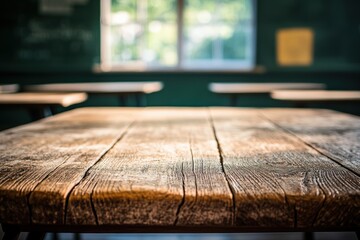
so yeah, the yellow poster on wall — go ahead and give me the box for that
[276,28,314,66]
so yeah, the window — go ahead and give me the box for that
[100,0,256,71]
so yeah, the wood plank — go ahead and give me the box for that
[24,82,163,94]
[0,107,359,229]
[67,108,233,226]
[0,93,87,107]
[209,108,359,228]
[209,83,325,94]
[271,90,360,102]
[260,108,360,175]
[0,108,139,225]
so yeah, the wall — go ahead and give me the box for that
[0,0,359,130]
[257,0,360,71]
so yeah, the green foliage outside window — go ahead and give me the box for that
[107,0,254,69]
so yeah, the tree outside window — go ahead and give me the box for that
[101,0,256,71]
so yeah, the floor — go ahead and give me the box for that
[0,232,355,240]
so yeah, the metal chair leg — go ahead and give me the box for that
[52,233,59,240]
[26,232,45,240]
[74,233,81,240]
[304,232,314,240]
[2,232,20,240]
[135,94,147,107]
[118,95,127,106]
[1,224,20,240]
[230,95,237,106]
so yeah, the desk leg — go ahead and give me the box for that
[1,224,20,240]
[29,107,54,121]
[42,106,54,117]
[1,232,20,240]
[29,109,45,121]
[26,232,45,240]
[74,233,81,240]
[135,94,147,107]
[356,231,359,240]
[51,233,59,240]
[118,96,127,106]
[230,95,237,106]
[304,232,314,240]
[294,101,307,108]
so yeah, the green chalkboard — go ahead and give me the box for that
[257,0,360,72]
[0,0,100,72]
[0,0,359,73]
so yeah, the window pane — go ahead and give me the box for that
[110,0,177,67]
[223,26,249,60]
[183,0,255,69]
[103,0,256,70]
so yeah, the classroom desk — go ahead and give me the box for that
[271,90,360,107]
[209,83,326,106]
[0,107,358,240]
[0,92,87,120]
[24,82,163,106]
[0,84,19,94]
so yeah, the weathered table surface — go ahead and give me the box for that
[271,90,360,102]
[0,107,359,233]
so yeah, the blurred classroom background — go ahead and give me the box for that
[0,0,359,130]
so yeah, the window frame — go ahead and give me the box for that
[99,0,257,72]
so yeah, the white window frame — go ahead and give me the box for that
[99,0,257,72]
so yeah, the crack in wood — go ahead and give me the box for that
[27,156,71,224]
[208,110,236,225]
[174,162,186,226]
[3,108,358,228]
[90,182,99,226]
[189,139,198,204]
[311,176,327,227]
[63,121,135,224]
[273,176,296,228]
[259,112,360,178]
[258,111,331,228]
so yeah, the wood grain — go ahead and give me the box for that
[0,108,139,224]
[67,108,233,226]
[209,108,359,228]
[0,107,358,230]
[260,108,360,175]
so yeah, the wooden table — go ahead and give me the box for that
[271,90,360,107]
[0,84,19,94]
[209,83,326,106]
[0,93,87,120]
[24,82,163,106]
[0,107,359,240]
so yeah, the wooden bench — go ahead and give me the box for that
[271,90,360,107]
[0,107,358,240]
[209,83,326,106]
[0,92,87,120]
[24,82,163,106]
